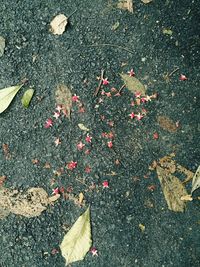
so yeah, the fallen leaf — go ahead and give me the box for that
[111,21,120,31]
[156,165,188,212]
[117,0,134,13]
[21,88,34,108]
[0,84,23,114]
[163,28,173,35]
[78,123,90,131]
[55,84,72,119]
[0,187,60,219]
[60,207,92,265]
[50,14,68,35]
[180,195,193,201]
[0,36,5,57]
[2,143,11,160]
[141,0,152,3]
[157,116,177,133]
[120,73,146,95]
[191,165,200,194]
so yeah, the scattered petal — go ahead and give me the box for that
[85,166,91,173]
[107,141,113,148]
[153,132,159,140]
[55,138,61,146]
[90,247,98,256]
[72,94,80,102]
[147,185,156,191]
[77,142,85,150]
[85,135,92,143]
[67,161,77,170]
[53,111,61,119]
[52,187,60,195]
[44,118,53,128]
[135,113,144,120]
[129,112,135,119]
[102,181,109,188]
[128,69,135,77]
[56,104,63,112]
[105,92,112,97]
[179,74,187,81]
[135,92,141,98]
[102,78,109,85]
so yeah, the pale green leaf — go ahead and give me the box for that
[78,123,90,132]
[0,84,23,114]
[21,88,34,108]
[111,21,120,31]
[163,28,173,35]
[120,73,146,95]
[60,207,92,266]
[191,165,200,194]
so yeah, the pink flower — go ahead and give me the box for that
[135,92,141,98]
[85,149,91,155]
[128,69,135,77]
[129,112,135,119]
[102,181,109,188]
[52,187,59,195]
[153,132,159,139]
[53,111,60,119]
[179,74,187,81]
[72,94,80,102]
[105,92,112,97]
[77,141,85,150]
[102,78,109,85]
[85,135,92,143]
[101,90,105,95]
[54,137,61,146]
[107,141,113,148]
[90,247,98,256]
[67,161,77,170]
[130,101,135,106]
[44,118,53,128]
[135,113,144,120]
[56,104,63,112]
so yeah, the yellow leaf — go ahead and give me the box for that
[156,166,188,212]
[0,84,23,114]
[163,28,173,36]
[60,207,92,265]
[120,73,146,95]
[50,14,68,35]
[78,192,84,204]
[139,223,145,232]
[78,123,90,131]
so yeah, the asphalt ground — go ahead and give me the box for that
[0,0,200,266]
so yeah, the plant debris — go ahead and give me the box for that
[157,115,178,133]
[60,207,92,265]
[55,84,72,119]
[0,187,60,219]
[21,88,34,108]
[0,36,5,57]
[117,0,134,13]
[50,14,68,35]
[120,73,146,95]
[191,165,200,194]
[162,28,173,36]
[141,0,153,3]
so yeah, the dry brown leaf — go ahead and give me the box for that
[191,165,200,194]
[156,166,188,212]
[55,84,72,119]
[117,0,134,13]
[157,116,177,133]
[0,187,60,219]
[50,14,68,35]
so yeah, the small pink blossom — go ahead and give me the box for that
[130,101,135,106]
[105,92,112,97]
[108,121,114,127]
[90,247,98,256]
[72,94,80,102]
[141,97,147,103]
[53,111,60,120]
[128,69,135,77]
[44,118,53,128]
[85,135,92,143]
[85,149,91,155]
[54,137,61,146]
[129,112,135,119]
[135,113,144,120]
[52,187,59,195]
[77,141,85,150]
[107,141,113,148]
[135,92,141,98]
[102,181,109,188]
[56,104,62,112]
[67,161,77,170]
[85,166,91,173]
[153,132,159,140]
[101,90,105,95]
[179,74,187,81]
[102,78,109,85]
[51,248,59,255]
[111,87,117,92]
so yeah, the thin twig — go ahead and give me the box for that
[86,44,135,55]
[168,67,180,77]
[118,84,126,94]
[94,69,104,96]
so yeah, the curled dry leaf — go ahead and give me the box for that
[78,123,90,131]
[156,166,188,212]
[55,84,72,119]
[0,187,60,219]
[120,73,146,95]
[191,165,200,194]
[50,14,68,35]
[117,0,134,13]
[60,207,92,265]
